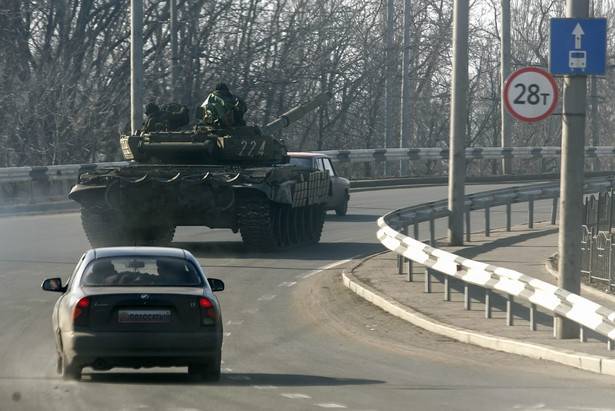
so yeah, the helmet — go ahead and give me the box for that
[215,82,229,92]
[145,102,160,116]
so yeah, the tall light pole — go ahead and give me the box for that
[500,0,512,175]
[400,0,412,175]
[130,0,144,134]
[448,0,469,246]
[170,0,180,103]
[385,0,395,176]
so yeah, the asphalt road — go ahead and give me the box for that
[1,184,615,410]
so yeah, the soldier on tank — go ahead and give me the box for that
[201,83,247,127]
[142,102,189,133]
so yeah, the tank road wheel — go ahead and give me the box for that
[277,205,292,248]
[81,206,175,247]
[272,205,286,248]
[81,205,126,247]
[294,207,307,244]
[238,198,327,251]
[126,225,176,246]
[306,204,326,244]
[237,199,278,252]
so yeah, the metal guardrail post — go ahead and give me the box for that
[551,195,558,225]
[609,240,614,293]
[425,267,432,293]
[505,202,512,231]
[465,208,471,242]
[506,296,514,326]
[485,289,492,318]
[530,303,537,331]
[397,226,407,275]
[484,202,491,237]
[528,195,534,229]
[429,216,436,246]
[464,283,470,310]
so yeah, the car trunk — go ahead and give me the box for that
[85,289,206,332]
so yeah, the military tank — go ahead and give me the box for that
[69,92,332,252]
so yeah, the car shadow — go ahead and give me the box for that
[82,371,384,387]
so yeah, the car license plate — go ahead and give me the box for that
[118,310,171,323]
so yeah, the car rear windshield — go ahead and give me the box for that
[288,157,312,167]
[81,257,204,287]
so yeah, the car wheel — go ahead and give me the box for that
[60,354,82,381]
[56,354,62,375]
[335,192,349,216]
[189,354,221,382]
[202,365,221,382]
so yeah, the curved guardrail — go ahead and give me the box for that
[376,177,615,350]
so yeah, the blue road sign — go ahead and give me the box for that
[550,18,606,75]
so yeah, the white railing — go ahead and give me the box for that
[376,177,615,351]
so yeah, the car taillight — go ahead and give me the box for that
[199,297,217,326]
[73,297,91,327]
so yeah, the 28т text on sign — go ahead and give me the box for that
[504,67,558,123]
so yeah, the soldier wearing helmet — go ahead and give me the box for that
[141,101,189,133]
[201,83,247,127]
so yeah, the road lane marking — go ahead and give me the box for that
[298,258,356,279]
[281,393,311,399]
[242,308,259,314]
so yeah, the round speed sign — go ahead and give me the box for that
[504,67,558,122]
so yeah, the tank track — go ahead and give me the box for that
[237,196,326,252]
[80,205,176,247]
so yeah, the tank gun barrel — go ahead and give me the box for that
[260,92,332,136]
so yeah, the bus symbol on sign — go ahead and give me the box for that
[569,50,586,70]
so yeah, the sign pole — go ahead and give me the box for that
[556,0,588,339]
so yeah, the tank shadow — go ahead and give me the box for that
[82,371,384,387]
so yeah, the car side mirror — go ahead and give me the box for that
[41,278,66,292]
[208,278,225,292]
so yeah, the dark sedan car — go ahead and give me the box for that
[288,152,350,215]
[41,246,225,381]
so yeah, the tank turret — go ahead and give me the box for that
[120,92,332,166]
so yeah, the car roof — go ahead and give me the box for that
[287,152,329,159]
[88,247,189,260]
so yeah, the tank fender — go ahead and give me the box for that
[68,184,107,205]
